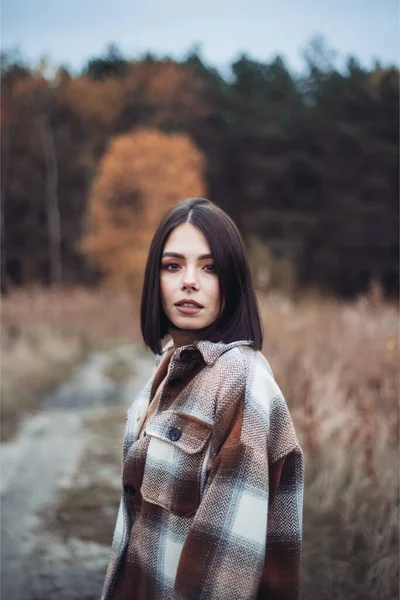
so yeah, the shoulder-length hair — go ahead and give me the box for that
[140,197,263,355]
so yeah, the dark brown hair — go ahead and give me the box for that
[140,198,263,355]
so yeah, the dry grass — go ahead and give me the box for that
[259,288,399,600]
[2,284,399,599]
[1,287,140,440]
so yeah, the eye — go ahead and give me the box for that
[204,264,216,273]
[163,263,180,271]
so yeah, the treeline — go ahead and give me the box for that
[1,39,399,297]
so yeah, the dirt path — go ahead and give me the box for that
[1,343,155,600]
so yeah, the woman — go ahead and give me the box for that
[102,197,304,600]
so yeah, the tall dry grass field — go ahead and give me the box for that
[1,287,140,440]
[259,290,399,600]
[1,286,398,598]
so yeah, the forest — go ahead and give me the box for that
[1,38,399,298]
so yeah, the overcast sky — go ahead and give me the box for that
[2,0,399,77]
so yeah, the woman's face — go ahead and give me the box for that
[160,223,222,331]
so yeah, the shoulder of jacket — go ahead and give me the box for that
[212,345,278,394]
[243,350,300,459]
[242,348,285,410]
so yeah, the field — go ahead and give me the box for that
[260,289,399,599]
[1,285,398,599]
[1,287,141,440]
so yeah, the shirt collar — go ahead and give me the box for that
[161,338,254,366]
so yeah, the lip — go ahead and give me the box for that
[175,299,204,308]
[175,305,203,315]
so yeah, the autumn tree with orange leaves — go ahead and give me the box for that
[80,128,206,290]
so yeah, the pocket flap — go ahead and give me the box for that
[146,411,212,454]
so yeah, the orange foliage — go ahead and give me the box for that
[123,59,210,125]
[81,128,206,289]
[55,75,123,128]
[55,59,209,131]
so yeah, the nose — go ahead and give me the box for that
[181,266,199,290]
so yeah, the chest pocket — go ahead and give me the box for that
[140,411,212,517]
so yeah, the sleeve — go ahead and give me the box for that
[258,446,304,600]
[172,353,304,600]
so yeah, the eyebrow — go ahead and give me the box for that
[161,252,213,260]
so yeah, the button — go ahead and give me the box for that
[143,431,147,437]
[169,427,181,442]
[123,484,136,495]
[168,376,181,387]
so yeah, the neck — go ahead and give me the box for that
[168,326,209,350]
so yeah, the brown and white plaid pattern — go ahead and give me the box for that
[102,339,304,600]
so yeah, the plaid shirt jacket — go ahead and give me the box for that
[102,339,304,600]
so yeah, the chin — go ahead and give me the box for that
[174,319,205,330]
[168,315,210,331]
